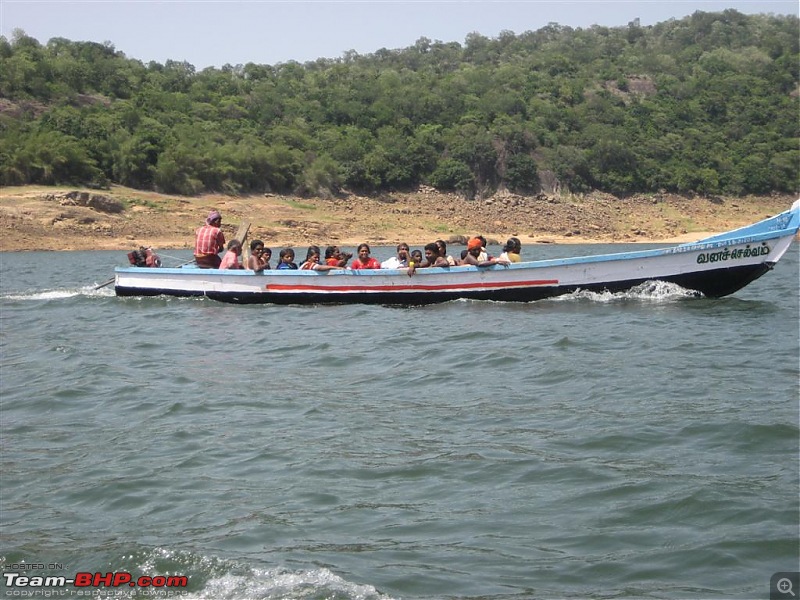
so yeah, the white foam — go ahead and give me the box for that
[184,566,394,600]
[550,280,701,303]
[2,286,115,301]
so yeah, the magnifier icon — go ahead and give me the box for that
[778,578,796,597]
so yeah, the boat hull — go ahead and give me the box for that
[115,264,771,305]
[114,201,799,305]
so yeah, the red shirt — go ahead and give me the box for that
[195,225,225,256]
[350,257,381,269]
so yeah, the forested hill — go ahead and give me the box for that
[1,10,798,199]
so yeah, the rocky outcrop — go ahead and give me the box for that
[44,191,125,214]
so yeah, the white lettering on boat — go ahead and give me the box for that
[696,244,770,264]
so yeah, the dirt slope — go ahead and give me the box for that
[0,185,794,252]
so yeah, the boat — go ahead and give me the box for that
[113,200,799,305]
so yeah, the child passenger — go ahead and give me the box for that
[247,239,271,271]
[325,245,352,267]
[220,239,244,269]
[276,248,298,270]
[301,249,343,271]
[498,238,522,263]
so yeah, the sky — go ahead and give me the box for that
[0,0,797,70]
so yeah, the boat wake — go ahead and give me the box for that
[452,280,702,306]
[549,280,702,303]
[1,285,115,301]
[99,546,396,600]
[183,566,394,600]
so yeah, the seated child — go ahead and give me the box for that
[301,249,343,271]
[325,245,353,267]
[498,237,522,263]
[261,247,272,270]
[220,239,244,269]
[247,239,271,271]
[276,248,298,270]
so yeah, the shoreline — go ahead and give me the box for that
[0,227,725,253]
[1,185,795,253]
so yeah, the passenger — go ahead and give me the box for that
[325,245,353,267]
[220,239,244,269]
[498,237,522,263]
[435,239,457,266]
[425,242,451,268]
[407,242,449,276]
[262,247,273,270]
[194,210,225,268]
[476,235,489,261]
[410,249,423,265]
[301,249,344,271]
[350,243,381,269]
[381,242,411,269]
[276,248,298,270]
[247,239,270,272]
[459,237,511,267]
[302,246,321,267]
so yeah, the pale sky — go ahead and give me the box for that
[0,0,796,70]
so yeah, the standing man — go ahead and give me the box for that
[194,210,226,268]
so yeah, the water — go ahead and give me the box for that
[1,244,798,600]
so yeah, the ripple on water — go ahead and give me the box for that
[1,248,797,599]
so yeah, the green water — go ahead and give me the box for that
[1,246,798,599]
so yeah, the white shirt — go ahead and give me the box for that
[381,256,408,269]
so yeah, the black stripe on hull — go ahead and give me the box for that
[115,263,772,305]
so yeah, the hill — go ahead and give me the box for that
[1,11,798,201]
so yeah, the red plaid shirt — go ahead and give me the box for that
[194,225,225,256]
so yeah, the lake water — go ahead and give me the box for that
[1,244,798,600]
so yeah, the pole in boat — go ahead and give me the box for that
[233,220,251,263]
[94,278,116,290]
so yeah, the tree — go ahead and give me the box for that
[504,154,540,194]
[429,158,475,197]
[0,13,797,196]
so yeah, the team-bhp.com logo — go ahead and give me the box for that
[3,571,188,594]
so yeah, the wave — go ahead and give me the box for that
[124,547,395,600]
[548,280,702,303]
[448,280,701,306]
[1,285,116,301]
[184,567,394,600]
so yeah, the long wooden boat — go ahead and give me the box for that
[114,200,799,305]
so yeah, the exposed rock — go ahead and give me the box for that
[49,191,124,213]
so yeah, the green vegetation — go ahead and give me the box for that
[283,199,317,211]
[1,10,798,199]
[120,196,164,211]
